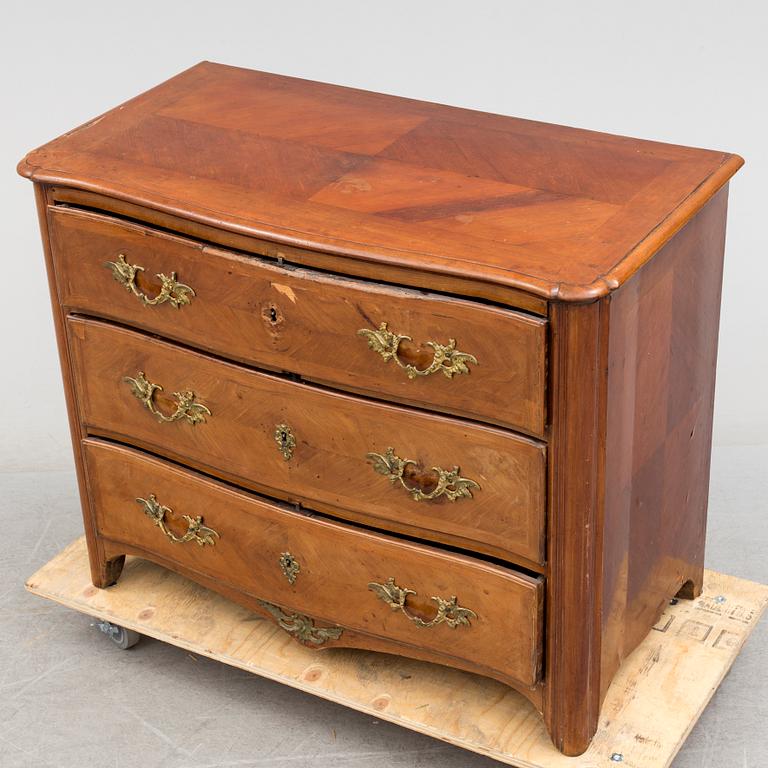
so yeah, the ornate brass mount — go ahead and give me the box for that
[366,447,480,502]
[257,600,343,645]
[124,371,211,425]
[358,322,477,380]
[279,552,301,585]
[136,494,220,547]
[104,253,195,308]
[274,423,296,461]
[368,577,477,629]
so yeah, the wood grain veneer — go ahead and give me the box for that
[18,62,742,303]
[84,438,544,689]
[67,316,546,566]
[49,204,547,435]
[19,63,743,757]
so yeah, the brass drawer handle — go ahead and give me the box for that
[105,253,195,308]
[366,447,480,502]
[368,577,477,629]
[358,322,478,379]
[136,494,220,547]
[124,371,211,425]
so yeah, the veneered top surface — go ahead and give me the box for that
[19,61,743,301]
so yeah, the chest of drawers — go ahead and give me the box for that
[19,62,742,756]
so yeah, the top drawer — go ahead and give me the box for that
[49,206,547,435]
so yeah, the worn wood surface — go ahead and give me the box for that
[67,317,547,566]
[49,186,550,314]
[19,60,745,758]
[542,189,733,754]
[18,62,742,302]
[49,204,548,435]
[83,439,544,689]
[31,186,119,588]
[599,184,730,702]
[26,537,768,768]
[544,298,608,754]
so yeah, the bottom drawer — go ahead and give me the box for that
[83,439,544,687]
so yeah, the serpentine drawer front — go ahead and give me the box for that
[84,439,544,688]
[67,316,547,565]
[49,205,547,436]
[21,62,742,755]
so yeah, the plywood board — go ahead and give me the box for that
[26,538,768,768]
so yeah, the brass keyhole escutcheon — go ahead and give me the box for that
[279,552,301,585]
[274,423,296,461]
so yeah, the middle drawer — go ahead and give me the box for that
[67,317,546,566]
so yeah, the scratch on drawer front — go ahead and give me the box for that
[272,283,297,303]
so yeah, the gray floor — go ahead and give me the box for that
[0,446,765,768]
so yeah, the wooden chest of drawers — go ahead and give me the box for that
[19,62,743,755]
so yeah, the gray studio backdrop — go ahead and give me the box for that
[3,0,766,470]
[2,5,767,768]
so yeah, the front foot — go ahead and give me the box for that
[93,552,125,588]
[676,571,704,600]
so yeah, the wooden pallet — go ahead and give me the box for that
[26,538,768,768]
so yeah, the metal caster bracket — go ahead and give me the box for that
[93,619,141,650]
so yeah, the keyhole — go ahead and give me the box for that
[274,423,295,460]
[262,303,283,330]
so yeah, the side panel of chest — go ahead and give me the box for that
[542,186,732,754]
[599,184,730,695]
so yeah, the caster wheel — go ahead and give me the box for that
[94,619,141,649]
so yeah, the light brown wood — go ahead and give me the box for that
[542,187,734,755]
[49,204,548,435]
[19,62,745,757]
[544,298,608,754]
[51,187,551,315]
[598,185,731,701]
[26,537,768,768]
[84,439,544,689]
[30,185,124,588]
[67,317,547,566]
[18,62,742,303]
